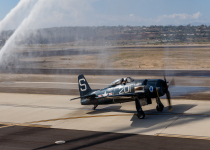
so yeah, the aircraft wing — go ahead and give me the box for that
[95,92,144,100]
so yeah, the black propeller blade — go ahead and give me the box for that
[164,76,173,111]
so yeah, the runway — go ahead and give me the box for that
[2,126,210,150]
[1,93,210,136]
[0,93,210,149]
[1,126,210,150]
[0,73,210,149]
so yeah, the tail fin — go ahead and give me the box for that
[78,74,92,97]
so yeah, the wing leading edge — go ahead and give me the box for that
[96,92,144,100]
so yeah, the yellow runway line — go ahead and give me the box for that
[1,112,209,129]
[0,122,51,128]
[28,113,209,123]
[29,114,134,123]
[0,125,13,129]
[156,133,210,141]
[29,112,210,124]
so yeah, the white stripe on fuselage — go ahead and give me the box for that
[4,82,110,85]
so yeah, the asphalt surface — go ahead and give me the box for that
[0,68,210,77]
[0,72,209,149]
[0,126,210,150]
[1,93,210,150]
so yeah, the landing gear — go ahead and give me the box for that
[156,97,164,112]
[147,98,152,104]
[135,97,145,119]
[137,111,145,119]
[92,104,98,110]
[156,105,164,112]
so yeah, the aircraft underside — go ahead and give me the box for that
[81,97,151,106]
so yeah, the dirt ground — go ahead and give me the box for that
[0,44,209,99]
[5,44,210,70]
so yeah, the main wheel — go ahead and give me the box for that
[156,105,164,112]
[137,111,145,119]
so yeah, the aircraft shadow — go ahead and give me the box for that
[34,103,207,150]
[86,106,123,115]
[87,104,196,115]
[130,104,197,128]
[87,104,197,128]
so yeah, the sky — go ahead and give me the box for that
[0,0,210,29]
[0,0,19,20]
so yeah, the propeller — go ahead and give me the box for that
[163,75,173,111]
[162,46,174,112]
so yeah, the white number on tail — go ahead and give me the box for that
[79,78,87,91]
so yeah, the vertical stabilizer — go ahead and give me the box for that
[78,74,92,97]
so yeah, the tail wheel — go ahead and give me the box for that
[92,104,98,110]
[137,111,145,119]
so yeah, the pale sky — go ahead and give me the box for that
[0,0,209,29]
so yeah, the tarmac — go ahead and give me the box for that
[1,93,210,149]
[0,74,210,149]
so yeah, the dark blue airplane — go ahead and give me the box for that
[71,74,173,119]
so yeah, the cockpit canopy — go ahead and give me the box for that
[109,77,135,87]
[126,77,135,83]
[110,78,123,86]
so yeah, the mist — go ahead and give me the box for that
[0,0,37,32]
[0,0,113,68]
[0,0,209,71]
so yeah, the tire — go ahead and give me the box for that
[156,105,164,112]
[137,111,145,119]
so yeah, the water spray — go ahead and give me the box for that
[0,0,36,33]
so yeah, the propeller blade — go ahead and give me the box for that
[169,77,175,86]
[163,74,173,112]
[166,91,173,111]
[162,51,173,111]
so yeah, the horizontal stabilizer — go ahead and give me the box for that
[70,94,96,101]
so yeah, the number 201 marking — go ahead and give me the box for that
[119,85,131,94]
[79,78,87,91]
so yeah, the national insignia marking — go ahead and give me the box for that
[149,86,153,92]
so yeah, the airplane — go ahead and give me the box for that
[71,74,173,119]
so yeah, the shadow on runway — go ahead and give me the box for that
[32,104,210,150]
[33,129,138,150]
[30,104,210,150]
[31,127,210,150]
[87,104,196,116]
[86,106,123,115]
[86,104,198,129]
